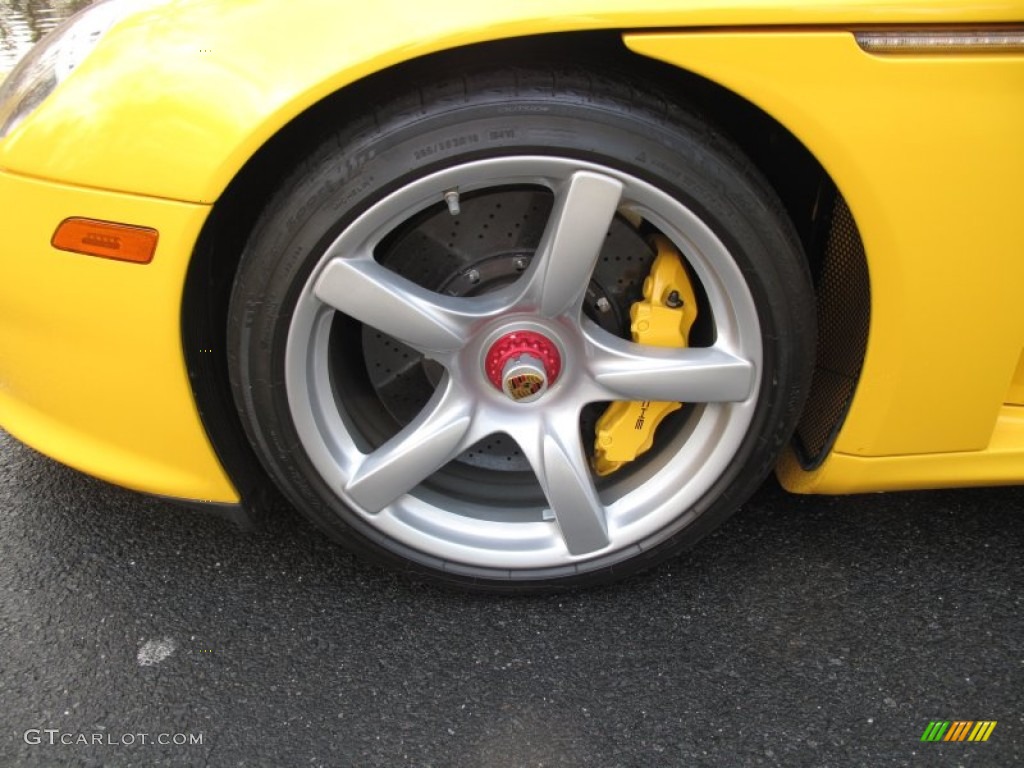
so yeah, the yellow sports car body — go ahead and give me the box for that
[1,0,1022,588]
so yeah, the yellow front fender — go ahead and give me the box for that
[2,0,1020,202]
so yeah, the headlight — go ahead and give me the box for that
[0,0,166,139]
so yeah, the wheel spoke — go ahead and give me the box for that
[510,416,610,556]
[587,329,756,403]
[345,377,475,512]
[519,171,623,318]
[313,255,483,353]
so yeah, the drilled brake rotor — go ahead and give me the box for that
[360,186,655,471]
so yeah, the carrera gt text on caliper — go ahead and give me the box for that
[593,235,698,476]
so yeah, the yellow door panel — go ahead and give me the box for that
[626,31,1024,459]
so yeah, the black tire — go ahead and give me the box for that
[227,65,815,591]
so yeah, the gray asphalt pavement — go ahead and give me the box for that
[1,428,1021,767]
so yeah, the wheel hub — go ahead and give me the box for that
[484,331,561,403]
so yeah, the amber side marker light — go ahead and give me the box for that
[51,218,159,264]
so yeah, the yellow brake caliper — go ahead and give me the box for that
[593,235,698,476]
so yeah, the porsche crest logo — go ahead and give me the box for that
[505,372,545,401]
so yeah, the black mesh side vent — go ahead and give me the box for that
[794,193,871,469]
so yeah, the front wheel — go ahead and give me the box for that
[227,66,815,590]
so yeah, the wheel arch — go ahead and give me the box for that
[181,31,869,507]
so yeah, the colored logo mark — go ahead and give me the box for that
[507,372,544,401]
[921,721,997,742]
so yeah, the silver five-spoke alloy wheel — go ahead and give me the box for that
[286,156,760,569]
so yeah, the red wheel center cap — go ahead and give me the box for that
[485,331,562,403]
